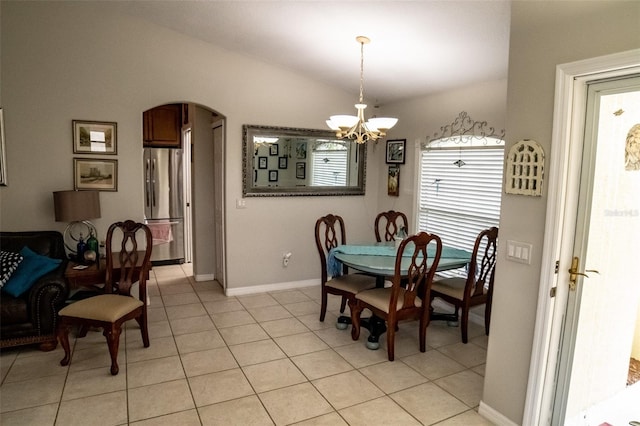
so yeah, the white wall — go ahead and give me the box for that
[482,2,640,423]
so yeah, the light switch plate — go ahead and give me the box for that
[506,240,532,264]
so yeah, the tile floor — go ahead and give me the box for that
[0,264,495,425]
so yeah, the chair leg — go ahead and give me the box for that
[419,313,429,353]
[386,320,396,361]
[57,323,72,367]
[104,324,122,375]
[461,307,469,344]
[319,289,328,322]
[339,296,347,314]
[135,313,150,347]
[349,299,362,341]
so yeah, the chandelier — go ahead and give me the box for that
[326,36,398,144]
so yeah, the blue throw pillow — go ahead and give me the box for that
[2,246,62,298]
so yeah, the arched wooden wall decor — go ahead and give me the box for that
[505,139,545,196]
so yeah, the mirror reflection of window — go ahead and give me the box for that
[311,141,349,186]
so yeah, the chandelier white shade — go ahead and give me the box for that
[326,36,397,144]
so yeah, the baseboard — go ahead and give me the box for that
[225,279,320,297]
[430,298,485,326]
[479,401,520,426]
[193,273,214,282]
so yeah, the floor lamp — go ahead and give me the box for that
[53,190,101,258]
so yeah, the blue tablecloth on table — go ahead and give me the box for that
[327,243,470,277]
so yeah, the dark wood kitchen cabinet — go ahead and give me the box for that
[143,104,182,148]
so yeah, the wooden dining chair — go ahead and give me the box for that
[57,220,153,375]
[315,214,377,323]
[430,226,498,343]
[374,210,409,242]
[350,231,442,361]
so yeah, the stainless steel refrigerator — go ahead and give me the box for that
[143,148,185,265]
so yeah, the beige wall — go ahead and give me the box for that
[483,1,640,423]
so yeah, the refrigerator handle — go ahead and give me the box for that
[145,158,151,209]
[151,158,157,208]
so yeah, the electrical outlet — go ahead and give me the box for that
[283,252,292,267]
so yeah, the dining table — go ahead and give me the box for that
[329,241,472,349]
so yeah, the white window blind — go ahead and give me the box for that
[311,143,348,186]
[418,146,504,274]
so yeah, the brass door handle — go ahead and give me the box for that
[568,256,600,291]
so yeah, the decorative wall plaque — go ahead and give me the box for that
[505,139,544,196]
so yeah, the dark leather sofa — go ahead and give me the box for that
[1,231,69,351]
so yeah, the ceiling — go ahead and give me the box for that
[113,1,511,105]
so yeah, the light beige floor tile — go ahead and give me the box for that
[188,368,254,407]
[127,355,185,388]
[158,283,195,296]
[284,300,321,316]
[128,379,195,422]
[67,344,126,374]
[299,286,322,301]
[161,292,201,306]
[154,266,188,279]
[424,323,461,348]
[147,306,169,323]
[381,332,425,359]
[218,323,270,346]
[165,303,208,320]
[437,342,487,368]
[195,289,228,302]
[126,320,173,342]
[334,342,389,368]
[339,396,422,426]
[174,329,226,354]
[269,289,312,304]
[249,305,293,322]
[126,335,178,363]
[261,317,310,338]
[0,349,18,382]
[291,349,353,380]
[472,363,486,377]
[210,310,255,328]
[314,328,357,348]
[169,315,216,335]
[2,351,67,383]
[359,360,429,394]
[312,370,384,410]
[0,403,57,425]
[259,382,333,425]
[202,299,244,314]
[237,293,279,309]
[274,331,329,356]
[297,312,338,331]
[0,374,65,412]
[294,411,348,425]
[181,347,238,377]
[390,382,468,425]
[243,358,307,393]
[470,334,489,349]
[432,408,495,425]
[434,369,485,407]
[198,395,274,426]
[402,349,466,380]
[56,390,127,426]
[229,339,286,366]
[130,409,201,426]
[62,366,126,400]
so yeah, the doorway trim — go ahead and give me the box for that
[523,48,640,425]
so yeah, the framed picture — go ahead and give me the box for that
[269,144,279,156]
[386,139,406,164]
[296,142,307,159]
[73,120,117,155]
[74,158,118,191]
[0,108,7,186]
[388,165,400,196]
[258,156,268,169]
[269,170,278,182]
[296,162,306,179]
[278,156,288,169]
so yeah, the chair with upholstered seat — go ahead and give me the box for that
[57,220,153,375]
[350,231,442,361]
[374,210,409,242]
[315,214,377,323]
[430,226,498,343]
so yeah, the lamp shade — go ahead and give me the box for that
[53,190,101,222]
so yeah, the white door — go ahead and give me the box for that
[552,76,640,425]
[212,120,226,289]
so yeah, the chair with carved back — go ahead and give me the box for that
[374,210,409,242]
[57,220,153,375]
[430,226,498,343]
[350,231,442,361]
[315,214,377,323]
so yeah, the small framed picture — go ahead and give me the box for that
[296,142,307,159]
[386,139,406,164]
[73,120,117,155]
[269,170,278,182]
[258,156,268,169]
[296,162,306,179]
[388,165,400,196]
[74,158,118,191]
[269,144,279,156]
[278,156,288,169]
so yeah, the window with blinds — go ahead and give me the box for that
[417,143,504,276]
[311,142,349,186]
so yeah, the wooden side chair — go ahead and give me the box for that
[350,231,442,361]
[375,210,409,242]
[430,226,498,343]
[315,214,377,323]
[57,220,153,375]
